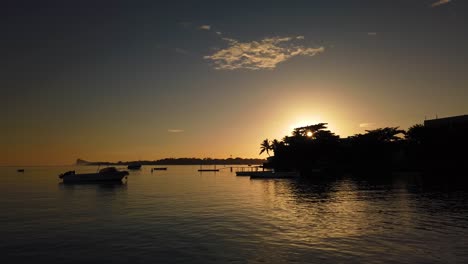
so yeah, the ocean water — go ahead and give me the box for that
[1,166,468,264]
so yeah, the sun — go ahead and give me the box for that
[306,131,313,137]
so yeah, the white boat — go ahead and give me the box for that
[59,167,129,183]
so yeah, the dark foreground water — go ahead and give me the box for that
[1,166,468,263]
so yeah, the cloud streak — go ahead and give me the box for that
[168,129,184,133]
[431,0,451,7]
[359,123,376,128]
[199,25,211,30]
[204,36,324,70]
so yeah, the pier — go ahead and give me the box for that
[219,166,266,172]
[197,165,266,172]
[198,164,219,172]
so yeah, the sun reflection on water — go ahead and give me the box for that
[252,178,417,252]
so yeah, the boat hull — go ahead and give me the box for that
[127,164,142,170]
[61,172,128,183]
[236,171,271,176]
[248,171,299,179]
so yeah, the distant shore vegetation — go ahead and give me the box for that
[76,157,266,166]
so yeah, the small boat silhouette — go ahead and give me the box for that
[127,164,142,170]
[59,167,129,183]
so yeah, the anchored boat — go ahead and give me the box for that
[127,164,142,170]
[236,171,299,179]
[59,167,129,183]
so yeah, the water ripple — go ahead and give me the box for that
[1,166,468,263]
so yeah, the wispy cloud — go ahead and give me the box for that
[179,22,192,28]
[204,36,324,70]
[175,48,190,55]
[359,123,376,128]
[431,0,451,7]
[367,32,377,36]
[199,25,211,30]
[168,129,184,133]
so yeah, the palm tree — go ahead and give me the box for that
[271,139,284,154]
[259,139,271,156]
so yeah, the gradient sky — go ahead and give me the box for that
[2,0,467,165]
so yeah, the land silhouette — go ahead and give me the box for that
[261,115,468,182]
[76,157,266,166]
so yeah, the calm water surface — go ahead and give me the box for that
[1,166,468,263]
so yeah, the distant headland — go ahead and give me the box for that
[76,157,266,166]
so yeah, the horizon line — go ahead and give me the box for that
[1,156,268,167]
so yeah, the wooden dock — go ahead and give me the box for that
[198,164,219,172]
[224,166,265,172]
[197,165,266,173]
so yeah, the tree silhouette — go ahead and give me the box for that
[271,139,283,153]
[292,123,328,137]
[312,130,340,142]
[259,139,271,156]
[406,124,425,144]
[360,127,406,142]
[261,120,468,178]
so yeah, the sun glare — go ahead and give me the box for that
[306,131,313,137]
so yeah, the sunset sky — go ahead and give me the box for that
[2,0,467,165]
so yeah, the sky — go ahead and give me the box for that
[2,0,468,165]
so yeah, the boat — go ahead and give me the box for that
[153,167,167,170]
[248,171,299,179]
[236,171,267,176]
[17,169,25,172]
[127,164,142,170]
[58,167,129,183]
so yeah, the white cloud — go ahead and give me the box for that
[204,36,324,70]
[431,0,451,7]
[168,129,184,133]
[199,25,211,30]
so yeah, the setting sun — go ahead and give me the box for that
[287,116,323,135]
[306,131,313,137]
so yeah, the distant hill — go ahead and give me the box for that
[75,159,91,165]
[76,157,266,166]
